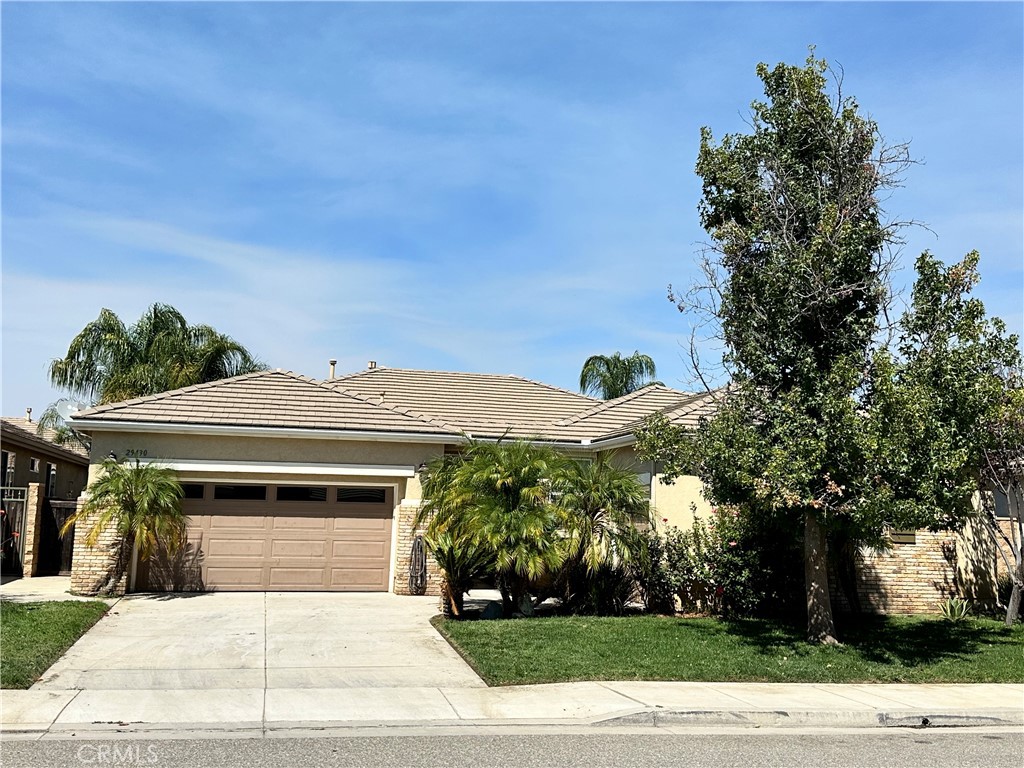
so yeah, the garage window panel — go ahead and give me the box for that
[213,484,267,501]
[276,486,328,502]
[181,483,205,499]
[337,487,387,504]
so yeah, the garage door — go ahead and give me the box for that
[137,484,394,592]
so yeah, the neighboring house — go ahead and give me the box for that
[1,413,89,577]
[67,364,715,596]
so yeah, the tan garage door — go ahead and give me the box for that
[137,484,394,592]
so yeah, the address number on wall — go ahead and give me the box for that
[124,449,149,458]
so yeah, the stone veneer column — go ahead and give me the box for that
[392,501,442,597]
[19,483,44,577]
[69,495,127,596]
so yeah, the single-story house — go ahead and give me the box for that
[1,412,90,577]
[66,363,1015,613]
[67,364,717,597]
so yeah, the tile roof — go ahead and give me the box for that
[545,384,698,441]
[0,417,90,463]
[330,367,599,440]
[72,366,727,445]
[73,370,460,436]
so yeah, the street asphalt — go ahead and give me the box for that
[2,728,1022,768]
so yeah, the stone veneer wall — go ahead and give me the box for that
[993,519,1020,581]
[69,498,126,596]
[831,530,959,614]
[392,501,442,597]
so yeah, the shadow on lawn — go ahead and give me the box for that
[716,614,1016,668]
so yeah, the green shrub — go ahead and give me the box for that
[651,505,802,618]
[562,562,639,616]
[425,531,496,619]
[631,529,676,614]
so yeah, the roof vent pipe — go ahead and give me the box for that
[328,360,337,379]
[25,407,32,422]
[367,360,377,370]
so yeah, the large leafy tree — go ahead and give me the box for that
[684,52,906,644]
[579,351,659,399]
[638,52,1021,641]
[868,253,1023,626]
[62,459,188,595]
[41,303,265,447]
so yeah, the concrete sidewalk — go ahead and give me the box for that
[2,682,1021,735]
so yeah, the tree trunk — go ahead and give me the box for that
[1006,562,1023,628]
[804,511,841,645]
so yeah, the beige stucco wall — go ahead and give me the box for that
[651,475,712,532]
[86,431,444,499]
[597,446,711,531]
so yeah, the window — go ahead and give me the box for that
[337,487,387,504]
[890,529,916,545]
[993,490,1019,520]
[181,484,205,500]
[636,472,652,499]
[213,485,267,501]
[277,486,327,502]
[29,458,40,473]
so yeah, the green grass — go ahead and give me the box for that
[1,600,109,689]
[433,613,1024,686]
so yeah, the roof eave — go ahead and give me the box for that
[68,419,459,445]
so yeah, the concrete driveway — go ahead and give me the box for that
[34,592,484,692]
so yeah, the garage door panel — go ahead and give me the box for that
[207,538,266,558]
[271,539,327,558]
[139,484,395,592]
[210,515,267,530]
[333,515,390,532]
[332,540,389,559]
[205,566,265,587]
[272,516,331,530]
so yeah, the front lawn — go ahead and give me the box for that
[434,614,1024,686]
[0,600,109,689]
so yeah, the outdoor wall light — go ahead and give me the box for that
[107,451,117,460]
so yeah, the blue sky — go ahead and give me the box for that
[3,2,1022,414]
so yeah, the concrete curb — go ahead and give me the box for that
[13,708,1021,735]
[593,708,1024,729]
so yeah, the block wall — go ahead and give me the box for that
[69,498,126,596]
[392,501,442,597]
[19,483,44,577]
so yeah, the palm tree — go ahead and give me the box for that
[554,454,652,576]
[418,440,568,616]
[42,304,265,447]
[62,459,188,595]
[579,351,660,399]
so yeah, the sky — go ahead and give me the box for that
[2,1,1022,415]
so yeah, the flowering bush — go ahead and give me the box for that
[644,504,802,617]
